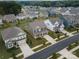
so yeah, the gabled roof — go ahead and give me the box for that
[50,18,62,24]
[69,7,79,14]
[3,14,16,22]
[29,21,46,30]
[1,27,25,41]
[63,15,75,21]
[60,7,69,13]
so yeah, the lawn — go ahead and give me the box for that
[0,32,22,59]
[73,49,79,57]
[33,43,51,51]
[25,30,48,48]
[65,26,76,32]
[49,53,61,59]
[67,41,79,50]
[48,30,64,39]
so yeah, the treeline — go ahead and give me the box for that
[19,1,79,7]
[0,1,22,15]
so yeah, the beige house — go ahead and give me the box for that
[28,21,48,38]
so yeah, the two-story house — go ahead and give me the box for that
[2,14,16,23]
[44,18,64,32]
[28,21,48,38]
[1,27,26,49]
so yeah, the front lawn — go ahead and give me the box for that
[25,31,48,48]
[67,41,79,50]
[33,43,51,51]
[65,26,76,32]
[48,30,64,39]
[49,53,61,59]
[73,49,79,57]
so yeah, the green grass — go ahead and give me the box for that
[17,55,24,59]
[49,53,61,59]
[48,30,64,39]
[67,41,79,50]
[73,49,79,57]
[56,35,68,41]
[0,32,22,59]
[33,43,51,51]
[65,26,76,32]
[25,30,48,48]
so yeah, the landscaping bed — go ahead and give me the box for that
[33,43,51,51]
[48,30,64,39]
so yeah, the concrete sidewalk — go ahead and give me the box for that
[44,35,78,59]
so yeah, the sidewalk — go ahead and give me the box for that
[58,48,79,59]
[43,35,78,59]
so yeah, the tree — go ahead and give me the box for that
[0,2,22,15]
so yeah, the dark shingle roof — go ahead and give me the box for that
[3,14,16,22]
[1,27,25,41]
[29,21,46,30]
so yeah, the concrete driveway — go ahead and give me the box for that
[17,40,34,58]
[43,35,56,45]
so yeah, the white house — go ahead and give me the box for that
[16,13,26,20]
[1,27,26,49]
[44,18,64,32]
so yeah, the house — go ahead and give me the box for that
[58,7,71,15]
[23,6,39,19]
[1,27,26,49]
[2,14,16,23]
[48,7,60,16]
[16,13,26,20]
[44,18,64,32]
[69,7,79,15]
[28,21,48,38]
[62,15,77,27]
[39,7,49,18]
[0,15,3,25]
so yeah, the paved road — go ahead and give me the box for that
[26,33,79,59]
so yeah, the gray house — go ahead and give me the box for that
[1,27,26,49]
[3,14,16,23]
[63,15,78,27]
[28,21,48,38]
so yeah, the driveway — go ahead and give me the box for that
[43,35,56,45]
[17,40,34,58]
[61,30,73,36]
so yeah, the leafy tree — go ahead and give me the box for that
[0,1,21,15]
